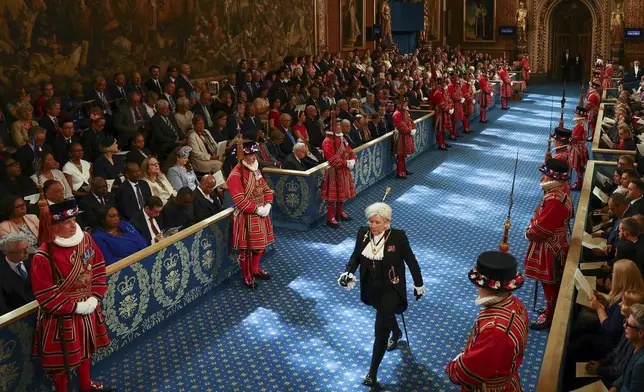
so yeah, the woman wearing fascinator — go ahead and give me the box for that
[338,201,426,390]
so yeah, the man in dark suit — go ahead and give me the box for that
[161,186,195,229]
[108,73,129,108]
[305,106,324,149]
[192,91,216,129]
[113,91,149,149]
[126,71,147,100]
[175,64,195,98]
[0,233,35,314]
[79,177,115,231]
[147,100,185,159]
[125,133,152,167]
[211,91,234,116]
[277,113,297,156]
[241,104,263,140]
[85,76,114,117]
[240,70,256,101]
[52,120,81,166]
[81,116,107,163]
[341,119,359,149]
[130,196,166,245]
[282,142,308,171]
[193,175,223,223]
[626,60,643,90]
[159,82,177,113]
[13,126,52,177]
[38,97,62,144]
[144,65,164,95]
[572,54,584,82]
[266,130,287,162]
[115,162,152,221]
[368,113,388,139]
[349,115,367,147]
[561,49,572,81]
[222,74,238,106]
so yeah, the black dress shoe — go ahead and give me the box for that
[80,381,116,392]
[529,319,551,331]
[363,375,375,387]
[327,219,340,228]
[254,270,272,280]
[387,332,403,351]
[396,174,407,179]
[439,146,447,151]
[339,212,352,221]
[446,143,452,148]
[405,170,413,175]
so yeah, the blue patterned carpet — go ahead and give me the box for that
[93,84,581,392]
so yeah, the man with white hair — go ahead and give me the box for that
[0,232,34,314]
[322,121,357,228]
[148,99,185,158]
[282,142,308,171]
[338,202,425,389]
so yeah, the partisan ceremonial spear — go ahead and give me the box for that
[545,96,555,162]
[499,150,519,253]
[558,76,567,128]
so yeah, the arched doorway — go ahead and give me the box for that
[550,1,592,81]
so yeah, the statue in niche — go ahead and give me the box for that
[610,1,625,45]
[516,1,528,42]
[381,0,393,45]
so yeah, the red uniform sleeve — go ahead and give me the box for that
[30,251,78,316]
[572,124,585,138]
[226,168,259,214]
[445,327,514,388]
[262,178,274,204]
[323,138,347,168]
[88,235,108,300]
[525,198,569,241]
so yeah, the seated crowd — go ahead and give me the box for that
[0,44,510,316]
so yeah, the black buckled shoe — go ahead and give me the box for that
[405,170,413,175]
[339,212,352,221]
[529,314,551,331]
[243,278,258,289]
[327,218,340,228]
[363,374,375,387]
[387,331,403,351]
[254,270,272,280]
[396,174,407,179]
[80,381,115,392]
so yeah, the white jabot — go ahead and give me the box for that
[361,231,385,260]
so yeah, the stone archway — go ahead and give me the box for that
[529,0,609,75]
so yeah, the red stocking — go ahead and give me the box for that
[78,358,91,391]
[239,252,251,281]
[396,155,406,176]
[336,202,345,219]
[451,120,457,138]
[437,127,445,147]
[251,251,264,275]
[502,97,508,109]
[54,373,68,392]
[463,116,470,131]
[481,106,487,121]
[327,202,336,223]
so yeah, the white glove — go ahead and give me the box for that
[346,159,356,170]
[472,99,476,104]
[256,205,269,217]
[491,92,494,97]
[264,204,272,216]
[85,296,98,314]
[413,285,427,299]
[74,300,93,315]
[460,97,465,103]
[337,272,356,290]
[411,129,417,136]
[449,108,454,114]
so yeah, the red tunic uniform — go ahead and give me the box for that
[321,133,357,202]
[570,122,589,175]
[602,66,614,89]
[477,76,492,108]
[445,295,529,392]
[586,89,601,132]
[393,109,416,155]
[461,82,475,116]
[499,69,513,98]
[227,164,275,251]
[553,146,570,165]
[31,233,110,371]
[520,57,531,83]
[447,81,464,121]
[524,186,574,284]
[432,89,453,132]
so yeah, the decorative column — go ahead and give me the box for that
[317,0,328,52]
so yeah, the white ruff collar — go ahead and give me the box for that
[541,180,564,192]
[475,294,508,307]
[242,160,259,172]
[54,223,84,248]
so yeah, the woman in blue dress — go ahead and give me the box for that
[92,206,147,265]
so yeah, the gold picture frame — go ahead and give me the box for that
[340,0,367,50]
[463,0,496,42]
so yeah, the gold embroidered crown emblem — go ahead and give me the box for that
[286,181,299,193]
[117,275,136,296]
[163,254,179,270]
